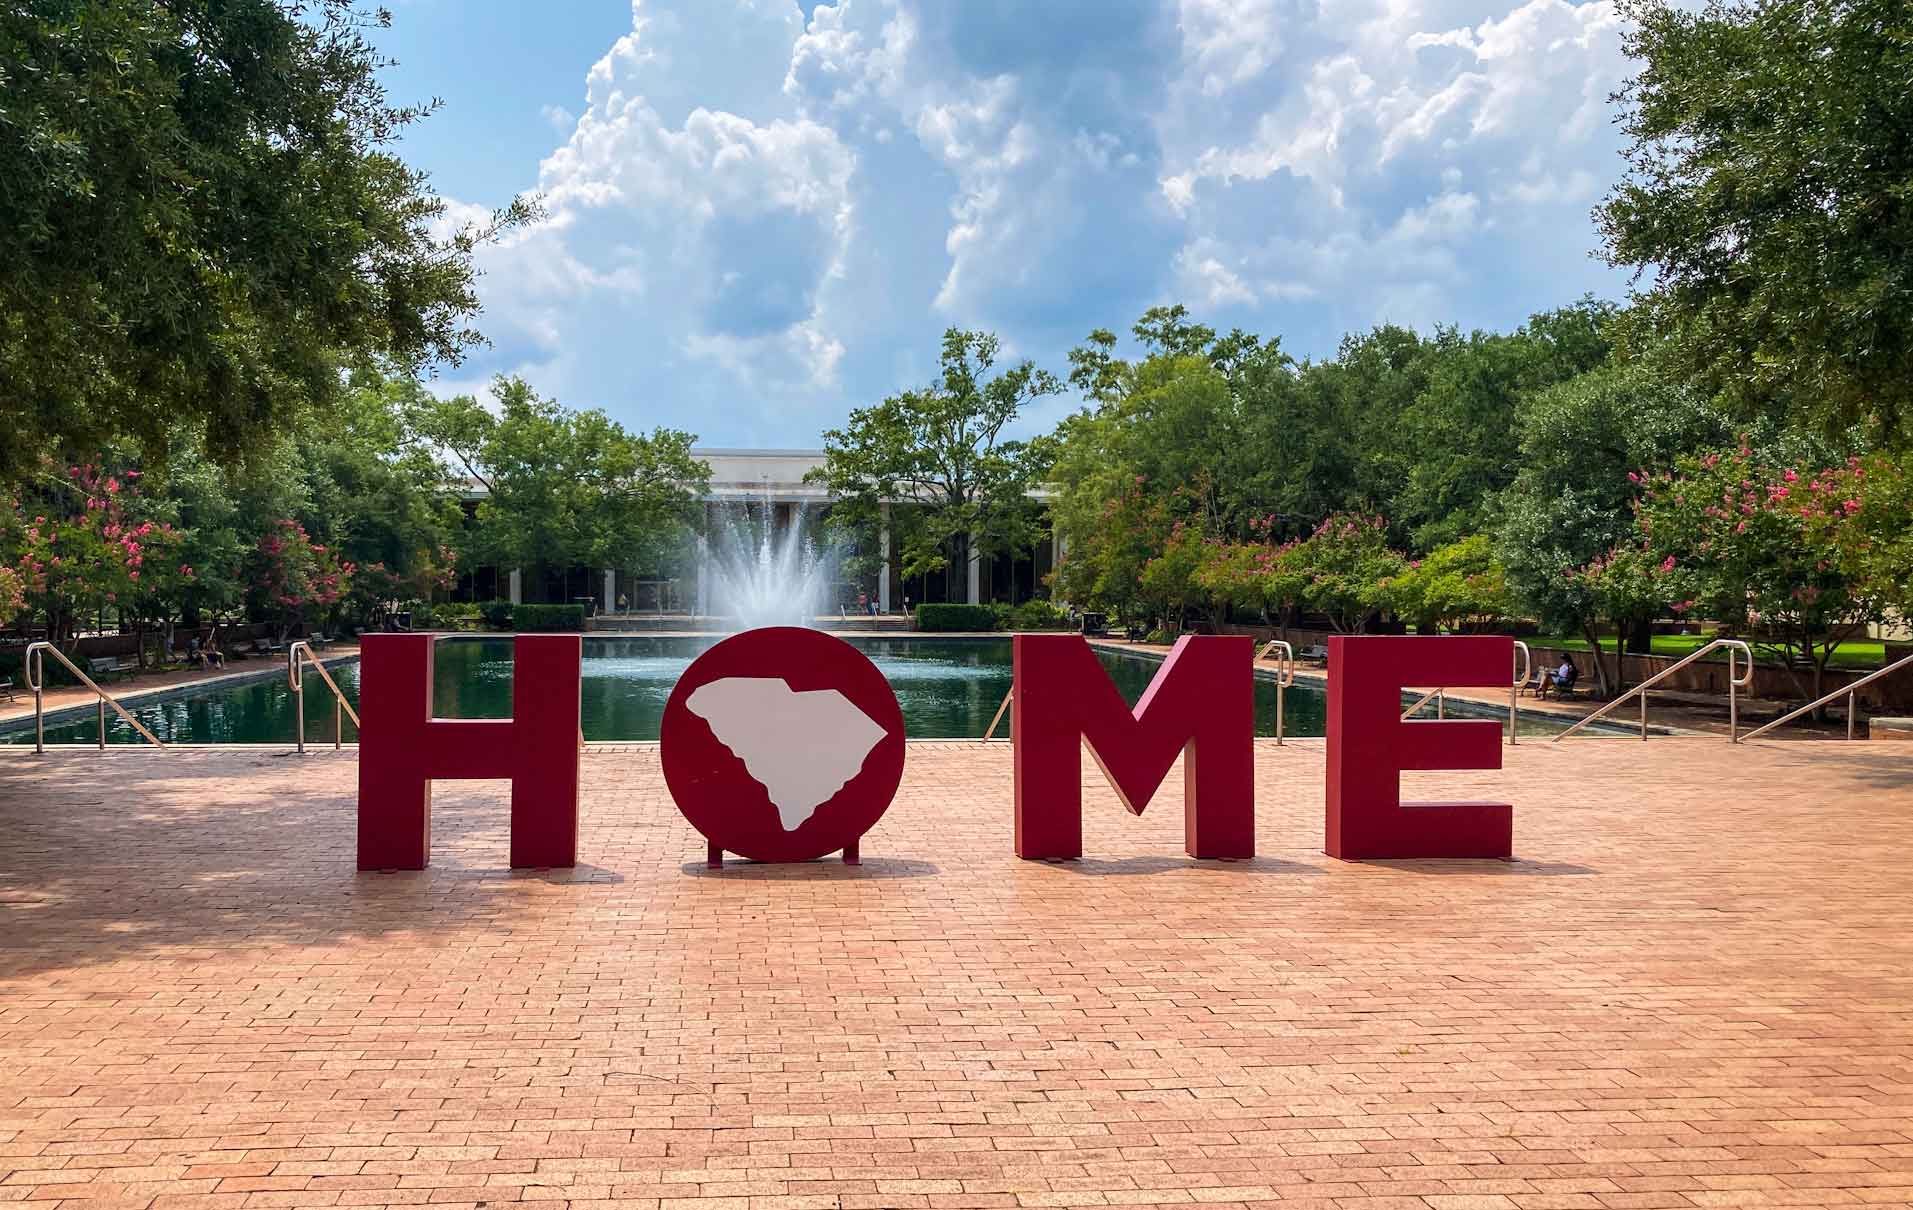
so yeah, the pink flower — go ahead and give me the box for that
[1783,469,1798,482]
[1659,556,1676,573]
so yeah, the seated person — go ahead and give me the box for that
[1543,656,1578,697]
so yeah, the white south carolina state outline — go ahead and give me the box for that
[684,677,888,830]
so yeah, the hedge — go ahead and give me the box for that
[477,602,587,632]
[915,603,999,632]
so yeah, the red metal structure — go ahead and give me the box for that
[356,633,582,871]
[1011,634,1254,861]
[1325,635,1512,860]
[660,627,905,866]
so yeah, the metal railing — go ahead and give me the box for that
[1739,650,1913,742]
[1256,640,1297,744]
[21,641,165,753]
[1552,638,1753,742]
[982,687,1013,742]
[1509,640,1530,745]
[288,640,359,753]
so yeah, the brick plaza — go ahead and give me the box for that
[2,740,1911,1209]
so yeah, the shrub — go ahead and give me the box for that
[411,602,481,631]
[509,603,587,632]
[915,603,997,632]
[478,601,514,630]
[1002,599,1072,631]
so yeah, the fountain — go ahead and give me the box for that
[699,500,836,629]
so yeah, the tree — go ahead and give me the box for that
[249,519,353,639]
[1,462,183,645]
[1598,0,1913,445]
[1626,444,1887,702]
[1387,535,1514,633]
[414,376,707,592]
[0,0,538,481]
[1496,363,1730,693]
[811,329,1060,598]
[1285,514,1406,634]
[1393,301,1616,549]
[1809,454,1913,624]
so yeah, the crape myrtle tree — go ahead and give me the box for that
[413,376,708,599]
[1599,0,1913,446]
[1624,444,1895,703]
[810,329,1061,601]
[0,0,538,481]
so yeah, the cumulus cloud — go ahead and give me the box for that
[443,0,1637,443]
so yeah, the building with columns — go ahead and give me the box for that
[453,448,1058,614]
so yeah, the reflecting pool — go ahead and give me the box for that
[3,635,1570,745]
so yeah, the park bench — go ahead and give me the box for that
[0,677,17,703]
[1299,643,1329,664]
[86,656,133,682]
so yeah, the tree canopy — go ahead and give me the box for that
[810,329,1060,590]
[0,0,535,480]
[1599,0,1913,445]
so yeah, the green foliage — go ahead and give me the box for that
[998,599,1072,631]
[478,602,515,630]
[1048,299,1618,627]
[410,602,480,631]
[412,375,708,580]
[1283,514,1407,633]
[1495,363,1731,647]
[0,0,538,480]
[508,603,587,632]
[1624,444,1889,696]
[1810,455,1913,619]
[1,462,184,643]
[811,329,1060,589]
[1599,0,1913,445]
[914,603,998,632]
[1387,535,1513,632]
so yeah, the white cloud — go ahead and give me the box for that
[438,0,1637,442]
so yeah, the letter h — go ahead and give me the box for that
[357,633,582,870]
[1012,634,1253,860]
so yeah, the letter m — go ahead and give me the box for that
[1012,634,1253,860]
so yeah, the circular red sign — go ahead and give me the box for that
[660,627,905,863]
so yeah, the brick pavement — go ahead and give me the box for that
[1,740,1911,1209]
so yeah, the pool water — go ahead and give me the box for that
[4,635,1565,745]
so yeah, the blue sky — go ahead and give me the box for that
[376,0,1637,446]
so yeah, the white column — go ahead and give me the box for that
[603,569,616,612]
[967,533,981,605]
[508,568,522,605]
[878,503,892,614]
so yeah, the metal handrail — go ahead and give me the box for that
[1739,650,1913,742]
[1509,640,1531,746]
[982,687,1012,742]
[288,640,359,753]
[1257,640,1296,744]
[1552,638,1754,742]
[1402,687,1446,721]
[22,641,166,752]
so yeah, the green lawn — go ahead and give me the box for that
[1529,633,1889,669]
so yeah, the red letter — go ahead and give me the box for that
[357,633,582,870]
[1325,635,1510,860]
[1013,634,1252,860]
